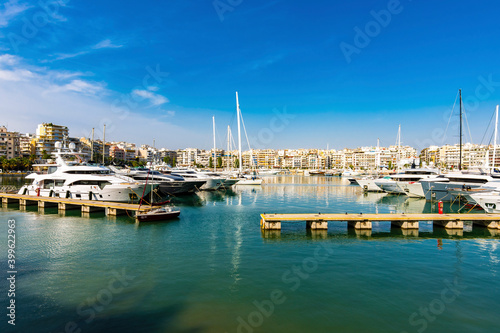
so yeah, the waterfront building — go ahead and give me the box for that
[79,138,110,160]
[0,126,21,159]
[179,148,201,167]
[420,143,493,170]
[33,123,69,158]
[110,146,126,160]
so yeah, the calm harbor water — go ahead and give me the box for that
[1,176,499,333]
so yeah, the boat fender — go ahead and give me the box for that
[36,188,40,197]
[89,191,93,200]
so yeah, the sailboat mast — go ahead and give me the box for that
[493,105,499,173]
[227,125,230,172]
[213,116,216,172]
[397,124,401,172]
[102,124,106,165]
[91,128,94,161]
[459,89,462,171]
[236,92,242,174]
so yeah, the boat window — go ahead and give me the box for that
[395,177,422,182]
[48,166,57,174]
[447,178,489,184]
[64,170,110,174]
[55,180,65,187]
[99,181,112,189]
[42,180,56,189]
[69,180,101,186]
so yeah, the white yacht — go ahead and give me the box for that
[420,173,494,202]
[198,171,240,188]
[395,168,441,197]
[469,190,500,213]
[114,167,207,195]
[374,168,440,196]
[18,143,151,202]
[236,174,263,185]
[356,176,384,192]
[168,169,224,190]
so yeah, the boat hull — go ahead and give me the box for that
[236,178,263,185]
[356,179,383,192]
[398,182,425,198]
[470,193,500,213]
[158,180,206,195]
[18,184,150,203]
[200,178,224,190]
[375,180,406,195]
[421,181,483,202]
[136,210,180,222]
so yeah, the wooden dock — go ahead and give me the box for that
[260,213,500,230]
[0,192,152,216]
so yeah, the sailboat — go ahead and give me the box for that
[420,90,493,201]
[136,166,181,222]
[234,92,263,186]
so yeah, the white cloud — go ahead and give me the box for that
[93,39,123,49]
[52,51,89,61]
[0,0,32,27]
[0,54,19,65]
[0,53,104,95]
[0,54,207,149]
[0,73,201,149]
[48,39,124,62]
[132,89,169,106]
[48,79,106,95]
[0,68,35,81]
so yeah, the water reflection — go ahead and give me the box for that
[185,176,484,217]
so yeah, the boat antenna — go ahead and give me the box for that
[459,89,462,171]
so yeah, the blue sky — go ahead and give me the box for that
[1,0,499,151]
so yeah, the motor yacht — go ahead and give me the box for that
[168,169,224,190]
[115,167,206,195]
[420,173,494,201]
[18,143,151,202]
[374,168,440,196]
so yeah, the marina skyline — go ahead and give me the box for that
[1,1,500,150]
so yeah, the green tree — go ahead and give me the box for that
[234,159,239,169]
[163,156,171,165]
[209,157,213,169]
[172,157,176,167]
[217,156,222,168]
[42,150,51,159]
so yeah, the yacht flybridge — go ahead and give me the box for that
[18,142,153,202]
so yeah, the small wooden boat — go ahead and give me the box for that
[136,205,180,222]
[136,170,181,222]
